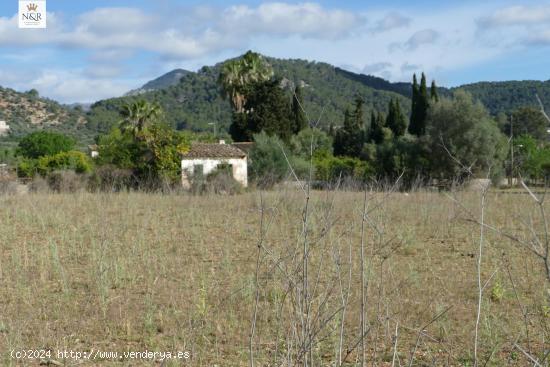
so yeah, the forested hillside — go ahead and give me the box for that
[86,58,411,135]
[458,80,550,115]
[1,53,550,145]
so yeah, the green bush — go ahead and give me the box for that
[314,156,373,182]
[37,151,93,176]
[249,132,306,186]
[17,131,75,159]
[290,127,333,159]
[17,158,38,178]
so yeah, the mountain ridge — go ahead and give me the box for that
[2,53,550,146]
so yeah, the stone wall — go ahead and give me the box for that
[181,157,248,189]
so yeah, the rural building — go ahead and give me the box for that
[88,144,99,158]
[0,121,10,136]
[181,140,248,188]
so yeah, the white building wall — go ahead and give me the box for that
[181,157,248,188]
[0,121,9,136]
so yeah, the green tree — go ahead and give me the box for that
[430,80,439,102]
[218,51,273,114]
[17,131,75,159]
[234,78,294,142]
[354,96,365,129]
[514,135,550,181]
[409,73,429,136]
[409,74,419,135]
[97,128,145,169]
[370,111,389,144]
[426,90,507,180]
[120,100,162,137]
[290,127,333,159]
[292,85,308,133]
[334,108,364,157]
[249,132,308,186]
[505,107,549,141]
[386,98,407,136]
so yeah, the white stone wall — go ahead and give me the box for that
[0,121,9,136]
[181,157,248,188]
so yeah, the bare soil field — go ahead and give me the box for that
[0,190,548,366]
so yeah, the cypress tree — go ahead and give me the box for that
[409,74,419,135]
[371,111,386,144]
[292,85,308,134]
[417,73,429,135]
[409,73,429,136]
[386,99,396,132]
[354,96,364,129]
[387,98,407,137]
[430,80,439,102]
[334,108,363,157]
[394,99,407,136]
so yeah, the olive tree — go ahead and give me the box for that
[426,90,508,181]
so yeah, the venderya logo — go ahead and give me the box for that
[19,1,46,28]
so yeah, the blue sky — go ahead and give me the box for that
[1,0,550,103]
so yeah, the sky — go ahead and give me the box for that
[1,0,550,103]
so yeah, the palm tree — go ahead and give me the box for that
[218,51,273,113]
[120,100,162,137]
[219,60,246,113]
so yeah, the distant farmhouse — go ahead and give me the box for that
[181,140,248,188]
[0,121,10,136]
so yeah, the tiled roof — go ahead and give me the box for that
[182,143,247,159]
[231,142,255,153]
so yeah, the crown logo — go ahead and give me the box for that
[27,3,38,12]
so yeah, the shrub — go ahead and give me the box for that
[37,151,93,176]
[0,174,18,195]
[17,131,75,159]
[290,127,333,159]
[205,168,243,195]
[314,156,373,183]
[17,158,39,178]
[46,170,88,193]
[88,165,135,192]
[28,176,50,193]
[249,132,308,187]
[188,165,243,195]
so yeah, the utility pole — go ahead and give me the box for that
[509,115,514,187]
[208,122,217,138]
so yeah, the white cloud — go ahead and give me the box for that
[220,2,364,39]
[404,29,439,50]
[27,69,141,103]
[362,62,392,74]
[372,12,411,33]
[0,3,364,59]
[476,4,550,47]
[0,1,547,102]
[478,5,550,28]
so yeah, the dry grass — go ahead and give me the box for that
[0,190,548,366]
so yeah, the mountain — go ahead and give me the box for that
[0,87,94,143]
[126,69,192,96]
[87,56,550,137]
[2,54,550,146]
[457,80,550,115]
[87,57,412,135]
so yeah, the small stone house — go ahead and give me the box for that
[0,121,10,136]
[181,140,248,188]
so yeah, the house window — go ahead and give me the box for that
[193,164,204,177]
[216,163,233,176]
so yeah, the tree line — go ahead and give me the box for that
[220,52,550,187]
[6,51,550,191]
